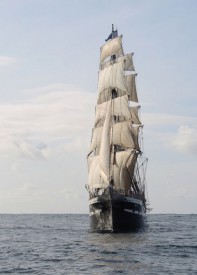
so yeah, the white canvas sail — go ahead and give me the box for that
[99,100,111,184]
[98,62,127,94]
[125,74,138,102]
[130,106,141,125]
[87,155,108,188]
[90,122,139,152]
[100,53,135,71]
[90,126,103,152]
[112,121,136,149]
[88,100,112,188]
[112,149,137,191]
[122,53,135,71]
[97,88,126,105]
[100,36,123,64]
[95,95,131,126]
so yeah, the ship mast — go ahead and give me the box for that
[105,24,118,41]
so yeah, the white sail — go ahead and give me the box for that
[113,149,137,191]
[122,53,135,71]
[95,95,131,126]
[97,74,138,105]
[125,74,138,102]
[130,106,141,125]
[97,88,126,105]
[100,53,135,71]
[90,122,139,151]
[90,126,103,152]
[112,121,136,149]
[132,125,140,150]
[87,155,108,188]
[99,100,111,184]
[100,36,123,64]
[98,62,127,94]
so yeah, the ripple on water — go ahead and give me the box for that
[0,214,196,274]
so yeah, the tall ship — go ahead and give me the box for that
[86,25,149,232]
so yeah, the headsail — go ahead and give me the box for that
[99,99,112,184]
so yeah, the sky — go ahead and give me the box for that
[0,0,196,214]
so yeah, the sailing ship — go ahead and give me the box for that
[86,25,149,232]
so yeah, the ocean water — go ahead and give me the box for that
[0,214,196,274]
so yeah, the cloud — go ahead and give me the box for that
[0,138,50,159]
[141,112,197,150]
[0,56,17,67]
[0,84,95,158]
[142,112,197,127]
[1,85,195,160]
[172,125,197,154]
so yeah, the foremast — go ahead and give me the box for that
[87,25,147,205]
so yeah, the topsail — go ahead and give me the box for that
[100,36,123,64]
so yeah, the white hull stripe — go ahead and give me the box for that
[124,209,146,217]
[89,197,142,206]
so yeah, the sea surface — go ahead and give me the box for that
[0,214,196,274]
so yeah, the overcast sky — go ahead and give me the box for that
[0,0,196,214]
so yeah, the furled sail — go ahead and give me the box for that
[100,36,123,64]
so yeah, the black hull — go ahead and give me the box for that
[89,189,146,233]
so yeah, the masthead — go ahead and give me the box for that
[105,24,118,41]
